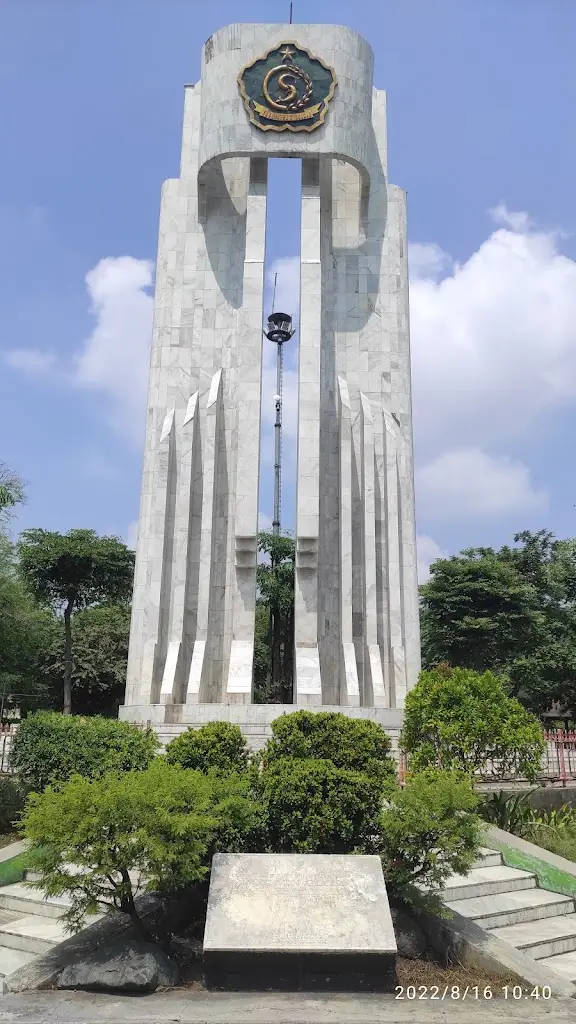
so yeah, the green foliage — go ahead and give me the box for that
[256,532,294,703]
[9,711,158,792]
[0,536,54,714]
[402,666,545,781]
[22,760,264,934]
[420,530,576,719]
[480,790,539,834]
[375,770,482,909]
[17,529,134,611]
[261,757,383,853]
[264,710,396,785]
[0,775,28,834]
[37,604,131,716]
[0,849,32,887]
[17,528,134,714]
[0,462,25,526]
[164,721,250,775]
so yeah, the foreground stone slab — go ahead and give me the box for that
[203,853,397,991]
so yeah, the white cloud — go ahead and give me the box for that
[3,348,55,374]
[408,242,452,281]
[410,207,576,454]
[74,257,154,444]
[489,204,532,232]
[417,534,446,583]
[416,448,548,520]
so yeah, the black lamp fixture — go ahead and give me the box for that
[264,312,295,344]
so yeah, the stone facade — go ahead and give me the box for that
[120,23,420,736]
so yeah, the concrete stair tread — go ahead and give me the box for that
[0,882,72,907]
[444,865,534,889]
[539,950,576,982]
[0,914,69,944]
[446,887,575,920]
[489,914,576,952]
[0,946,37,979]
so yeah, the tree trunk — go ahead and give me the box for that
[63,599,74,715]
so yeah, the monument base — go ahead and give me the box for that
[203,854,397,992]
[119,702,403,754]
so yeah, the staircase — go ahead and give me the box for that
[0,871,72,984]
[444,848,576,984]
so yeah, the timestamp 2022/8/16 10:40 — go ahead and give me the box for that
[395,985,552,1000]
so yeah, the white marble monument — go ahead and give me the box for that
[120,23,420,744]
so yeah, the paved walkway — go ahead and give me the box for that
[0,991,574,1023]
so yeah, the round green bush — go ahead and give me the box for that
[164,721,250,775]
[263,710,396,785]
[9,711,159,792]
[261,757,383,853]
[402,666,546,781]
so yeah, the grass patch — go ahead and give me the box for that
[396,956,524,993]
[0,848,31,887]
[489,837,576,897]
[522,825,576,865]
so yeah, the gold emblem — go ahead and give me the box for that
[238,42,337,133]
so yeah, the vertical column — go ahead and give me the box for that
[338,376,360,706]
[186,370,223,703]
[226,158,268,703]
[360,393,387,706]
[383,408,408,708]
[294,158,322,705]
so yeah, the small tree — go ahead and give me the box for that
[264,710,396,785]
[262,757,383,853]
[17,529,134,714]
[0,462,25,525]
[402,665,545,781]
[165,721,250,775]
[256,532,294,703]
[375,769,482,910]
[22,760,265,938]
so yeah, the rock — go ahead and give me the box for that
[57,938,180,993]
[390,902,430,960]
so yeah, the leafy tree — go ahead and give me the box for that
[38,604,131,716]
[22,760,265,937]
[421,530,576,718]
[263,709,396,785]
[256,532,294,703]
[375,769,482,910]
[0,462,25,525]
[402,665,545,781]
[165,721,250,775]
[9,710,158,792]
[17,530,134,714]
[0,536,52,717]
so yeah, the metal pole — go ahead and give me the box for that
[273,341,283,536]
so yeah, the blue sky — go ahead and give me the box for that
[1,0,575,579]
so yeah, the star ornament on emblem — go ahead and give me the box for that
[238,42,337,133]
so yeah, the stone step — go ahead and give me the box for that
[442,865,536,901]
[0,945,37,980]
[0,914,69,955]
[488,914,576,960]
[445,888,576,930]
[539,950,576,983]
[472,849,502,869]
[0,882,72,919]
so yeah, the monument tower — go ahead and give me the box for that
[120,23,420,742]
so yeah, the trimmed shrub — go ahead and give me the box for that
[22,759,265,936]
[9,711,158,792]
[376,769,482,909]
[261,757,383,853]
[0,775,28,834]
[164,721,250,775]
[402,666,545,781]
[263,710,396,785]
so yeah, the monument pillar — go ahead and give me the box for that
[120,23,420,745]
